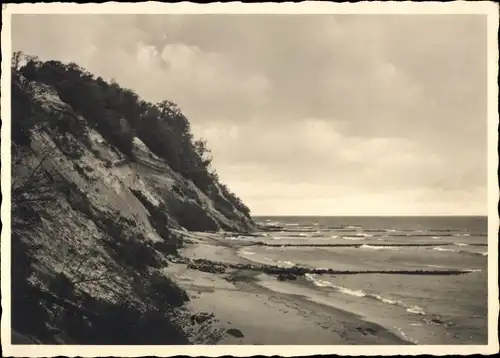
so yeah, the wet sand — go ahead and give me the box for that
[165,231,409,345]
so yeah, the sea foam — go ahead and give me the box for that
[304,274,427,315]
[356,233,373,237]
[360,244,398,250]
[433,247,456,253]
[342,236,366,241]
[433,247,488,257]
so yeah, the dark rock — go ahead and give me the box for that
[277,273,297,281]
[365,327,377,335]
[226,328,244,338]
[188,260,227,274]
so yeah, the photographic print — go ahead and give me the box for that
[1,2,498,357]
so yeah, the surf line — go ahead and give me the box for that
[251,242,458,248]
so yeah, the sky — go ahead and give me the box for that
[11,14,488,216]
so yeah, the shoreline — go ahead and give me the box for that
[166,232,412,345]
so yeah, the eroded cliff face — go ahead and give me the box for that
[10,69,254,344]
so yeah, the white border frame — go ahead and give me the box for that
[1,2,499,356]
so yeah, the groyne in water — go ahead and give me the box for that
[182,258,473,278]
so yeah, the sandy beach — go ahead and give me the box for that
[165,232,408,345]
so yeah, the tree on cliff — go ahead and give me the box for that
[14,51,251,217]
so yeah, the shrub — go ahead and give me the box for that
[145,271,189,310]
[104,236,163,273]
[153,240,179,256]
[48,272,76,299]
[55,296,189,345]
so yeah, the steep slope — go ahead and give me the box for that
[10,56,255,344]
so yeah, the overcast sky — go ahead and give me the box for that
[11,14,488,216]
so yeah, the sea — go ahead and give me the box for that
[243,216,489,345]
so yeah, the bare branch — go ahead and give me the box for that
[73,248,97,277]
[71,274,111,285]
[13,146,56,195]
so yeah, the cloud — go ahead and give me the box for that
[11,14,488,215]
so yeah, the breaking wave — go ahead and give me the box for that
[356,233,373,237]
[432,247,456,253]
[304,274,426,316]
[432,247,488,257]
[360,244,398,250]
[342,236,366,241]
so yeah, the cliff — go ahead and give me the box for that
[10,54,255,344]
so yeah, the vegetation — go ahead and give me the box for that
[12,51,250,217]
[10,51,250,344]
[9,144,209,344]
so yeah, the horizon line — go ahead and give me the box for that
[251,214,489,217]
